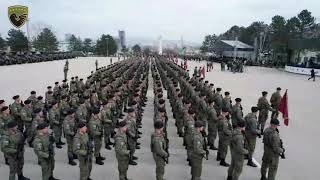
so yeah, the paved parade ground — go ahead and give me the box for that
[0,57,319,180]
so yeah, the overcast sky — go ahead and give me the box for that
[1,0,319,43]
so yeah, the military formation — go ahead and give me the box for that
[0,52,75,66]
[0,55,286,180]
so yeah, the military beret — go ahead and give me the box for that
[157,94,163,98]
[271,119,280,126]
[175,88,180,92]
[222,107,229,113]
[130,101,137,106]
[13,95,20,100]
[91,90,96,93]
[24,100,31,105]
[277,87,281,91]
[188,109,195,115]
[47,91,53,95]
[194,121,204,128]
[158,107,166,113]
[216,88,222,92]
[0,100,4,104]
[178,93,183,98]
[67,109,75,115]
[75,76,79,79]
[78,122,86,129]
[159,99,165,104]
[200,78,204,81]
[251,106,259,113]
[127,108,135,113]
[118,120,127,128]
[51,100,58,106]
[55,82,59,84]
[101,101,108,105]
[37,96,43,100]
[34,108,42,114]
[92,108,100,115]
[31,91,36,94]
[83,95,90,99]
[235,98,242,102]
[262,91,268,96]
[225,92,230,96]
[80,79,83,81]
[62,80,67,82]
[37,123,48,130]
[205,81,209,84]
[71,77,74,80]
[47,86,52,89]
[237,120,246,128]
[1,106,9,112]
[7,121,18,129]
[134,94,139,97]
[210,83,214,86]
[154,120,164,129]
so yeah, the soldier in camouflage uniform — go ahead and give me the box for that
[27,91,37,107]
[185,109,196,165]
[260,119,284,180]
[270,88,282,119]
[217,108,232,167]
[222,92,232,113]
[206,99,218,150]
[31,108,45,147]
[227,120,248,180]
[64,63,68,81]
[191,121,206,180]
[73,122,93,180]
[63,109,77,166]
[20,100,33,146]
[33,123,59,180]
[151,120,169,180]
[53,82,61,100]
[125,108,138,165]
[76,99,88,124]
[1,121,30,180]
[115,121,131,180]
[244,106,261,167]
[101,101,113,150]
[10,95,23,131]
[231,98,243,128]
[258,91,275,134]
[213,88,223,114]
[49,100,65,149]
[88,108,105,165]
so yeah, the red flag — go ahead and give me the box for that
[278,89,289,126]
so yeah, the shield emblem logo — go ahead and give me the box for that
[8,5,28,28]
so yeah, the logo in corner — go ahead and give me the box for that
[8,5,28,28]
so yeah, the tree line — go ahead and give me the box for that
[200,9,319,61]
[0,28,143,56]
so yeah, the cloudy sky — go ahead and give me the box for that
[1,0,319,43]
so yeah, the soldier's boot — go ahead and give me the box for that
[132,155,138,160]
[99,154,106,161]
[49,176,60,180]
[210,145,218,150]
[247,159,257,167]
[96,157,104,165]
[73,153,78,159]
[87,177,93,180]
[68,155,77,166]
[226,176,232,180]
[136,145,141,149]
[137,142,141,146]
[5,157,9,165]
[138,131,142,135]
[56,143,62,149]
[216,153,221,161]
[58,139,65,145]
[129,159,137,166]
[105,144,112,150]
[108,138,114,145]
[219,159,230,167]
[18,174,30,180]
[260,176,267,180]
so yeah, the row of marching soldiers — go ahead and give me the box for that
[0,57,150,180]
[153,56,285,180]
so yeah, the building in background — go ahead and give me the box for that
[118,30,126,50]
[214,40,255,60]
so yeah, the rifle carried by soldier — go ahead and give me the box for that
[86,140,94,162]
[276,128,286,159]
[202,131,209,160]
[48,132,55,161]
